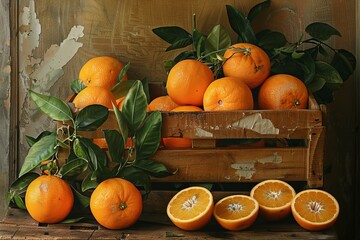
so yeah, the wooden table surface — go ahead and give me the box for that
[0,208,337,240]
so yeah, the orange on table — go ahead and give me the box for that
[258,74,308,110]
[166,59,214,106]
[291,189,339,231]
[73,86,117,109]
[223,43,271,89]
[25,175,74,223]
[147,95,179,112]
[250,179,296,221]
[203,77,254,111]
[213,195,259,231]
[90,178,143,230]
[162,105,203,148]
[167,186,214,231]
[79,56,127,90]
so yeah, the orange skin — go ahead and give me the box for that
[147,95,179,112]
[203,77,254,111]
[25,175,74,223]
[73,86,117,109]
[258,74,308,110]
[223,43,271,89]
[90,178,143,230]
[166,59,214,106]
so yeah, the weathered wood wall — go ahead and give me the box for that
[3,0,358,239]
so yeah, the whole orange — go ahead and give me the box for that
[203,77,254,111]
[90,178,143,230]
[73,86,117,109]
[166,59,214,106]
[162,105,203,148]
[25,175,74,223]
[79,56,127,90]
[147,95,179,112]
[223,43,271,89]
[258,74,308,110]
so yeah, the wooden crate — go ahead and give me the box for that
[60,87,325,189]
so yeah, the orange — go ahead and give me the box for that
[79,56,127,90]
[258,74,308,110]
[166,59,214,106]
[93,137,133,150]
[73,86,117,109]
[25,175,74,223]
[213,195,259,231]
[167,186,214,231]
[90,178,143,230]
[203,77,254,111]
[223,43,271,89]
[250,179,296,221]
[147,95,179,112]
[116,96,125,110]
[162,105,203,148]
[291,189,339,231]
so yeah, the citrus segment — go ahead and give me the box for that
[291,189,339,231]
[250,180,296,221]
[166,59,214,106]
[203,77,254,111]
[25,175,74,223]
[90,178,143,230]
[167,186,214,231]
[213,195,259,231]
[223,43,271,89]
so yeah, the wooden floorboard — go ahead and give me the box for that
[0,208,338,240]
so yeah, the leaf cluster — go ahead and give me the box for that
[152,1,356,104]
[8,68,173,213]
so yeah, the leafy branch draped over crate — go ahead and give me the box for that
[7,78,173,215]
[152,0,356,104]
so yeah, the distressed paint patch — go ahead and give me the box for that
[195,127,213,137]
[230,152,283,180]
[228,113,279,135]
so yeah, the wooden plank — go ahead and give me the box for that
[152,148,307,182]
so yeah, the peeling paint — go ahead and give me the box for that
[228,113,279,135]
[195,127,213,137]
[230,152,283,180]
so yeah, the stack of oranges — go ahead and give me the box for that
[148,42,309,148]
[166,180,339,232]
[73,56,127,110]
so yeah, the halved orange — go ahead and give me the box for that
[250,179,296,221]
[166,186,214,231]
[291,189,339,231]
[213,195,259,231]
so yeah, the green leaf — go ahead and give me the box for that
[113,104,129,144]
[71,186,90,208]
[13,195,26,210]
[117,62,130,83]
[74,105,109,131]
[315,61,343,89]
[152,26,193,51]
[7,172,39,206]
[29,90,73,121]
[73,138,89,160]
[135,111,162,160]
[111,79,136,100]
[103,130,124,164]
[331,49,356,81]
[247,0,271,22]
[70,79,86,94]
[19,133,57,177]
[78,138,107,170]
[81,173,98,192]
[25,131,53,147]
[119,166,151,194]
[58,158,88,178]
[257,30,287,50]
[204,25,231,56]
[122,81,148,135]
[226,5,257,44]
[141,77,151,103]
[305,22,341,41]
[134,159,173,178]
